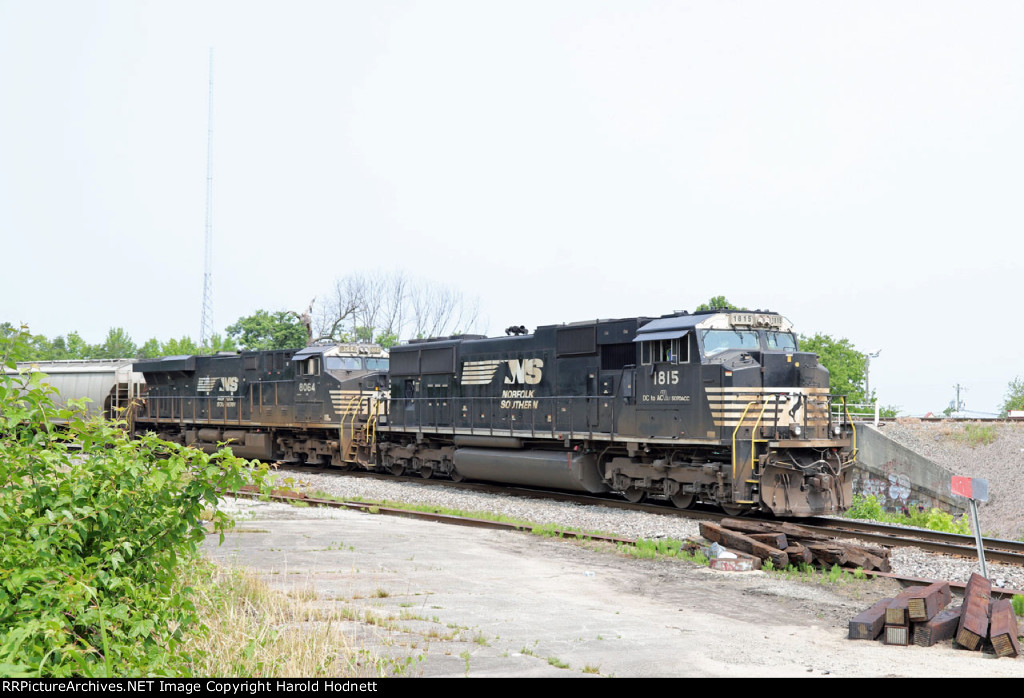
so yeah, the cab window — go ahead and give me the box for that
[641,338,688,365]
[766,332,797,351]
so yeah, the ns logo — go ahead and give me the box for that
[461,357,544,386]
[505,358,544,385]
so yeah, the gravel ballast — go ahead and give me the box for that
[880,420,1024,540]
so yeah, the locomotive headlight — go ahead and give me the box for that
[791,425,802,437]
[833,424,842,437]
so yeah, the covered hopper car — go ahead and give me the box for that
[9,359,145,423]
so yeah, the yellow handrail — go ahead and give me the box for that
[841,397,858,460]
[731,399,761,480]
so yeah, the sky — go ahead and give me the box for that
[1,1,1022,417]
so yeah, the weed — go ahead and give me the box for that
[953,424,997,448]
[547,656,570,669]
[583,664,601,674]
[761,559,774,572]
[473,633,489,646]
[853,567,867,580]
[1013,595,1024,617]
[846,494,971,535]
[460,650,471,677]
[373,588,390,598]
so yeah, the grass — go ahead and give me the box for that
[180,561,418,677]
[546,656,570,669]
[616,537,709,565]
[952,424,997,448]
[1013,595,1024,617]
[309,489,614,541]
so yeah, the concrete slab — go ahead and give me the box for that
[202,498,1024,678]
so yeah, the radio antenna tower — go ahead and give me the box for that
[199,48,215,348]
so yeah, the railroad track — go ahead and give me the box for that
[267,463,1024,568]
[226,485,1024,599]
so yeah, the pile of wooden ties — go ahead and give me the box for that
[848,574,1020,657]
[699,518,891,571]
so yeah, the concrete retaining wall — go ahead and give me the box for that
[850,423,964,515]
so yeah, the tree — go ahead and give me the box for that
[137,338,162,358]
[226,310,307,351]
[1000,377,1024,417]
[694,296,743,312]
[94,327,137,359]
[204,333,238,354]
[313,271,480,344]
[799,333,870,404]
[161,336,200,356]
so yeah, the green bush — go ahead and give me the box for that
[844,494,971,535]
[0,325,268,677]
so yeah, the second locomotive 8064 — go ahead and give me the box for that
[131,308,856,517]
[377,309,856,517]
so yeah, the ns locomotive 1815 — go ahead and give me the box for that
[377,309,855,517]
[131,308,857,517]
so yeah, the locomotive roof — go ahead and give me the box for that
[392,309,792,350]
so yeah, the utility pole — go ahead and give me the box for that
[200,48,214,348]
[953,383,967,413]
[865,349,881,403]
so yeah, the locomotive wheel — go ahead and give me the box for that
[671,492,695,509]
[389,463,405,477]
[419,466,433,479]
[450,469,465,483]
[720,504,746,517]
[623,488,645,503]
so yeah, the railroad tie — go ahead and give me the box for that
[907,581,952,623]
[955,573,992,651]
[989,599,1021,658]
[885,586,927,627]
[913,607,962,647]
[849,597,894,640]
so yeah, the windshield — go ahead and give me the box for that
[766,332,797,351]
[325,357,362,371]
[365,358,389,370]
[701,329,761,356]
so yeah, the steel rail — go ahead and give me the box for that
[272,465,1024,567]
[225,488,1024,598]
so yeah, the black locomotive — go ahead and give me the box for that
[133,343,388,466]
[132,308,857,517]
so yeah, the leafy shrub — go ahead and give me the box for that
[845,494,971,534]
[1013,595,1024,617]
[0,325,268,677]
